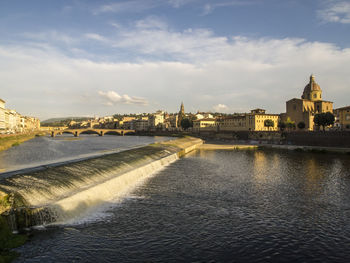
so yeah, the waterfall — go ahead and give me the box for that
[0,138,203,229]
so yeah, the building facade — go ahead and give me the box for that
[285,75,333,130]
[0,98,5,130]
[218,109,279,132]
[334,106,350,130]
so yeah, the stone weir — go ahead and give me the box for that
[0,137,202,231]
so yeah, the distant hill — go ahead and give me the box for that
[41,117,91,127]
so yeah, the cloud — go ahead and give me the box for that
[318,1,350,24]
[94,0,196,14]
[168,0,196,8]
[94,0,159,14]
[202,1,253,15]
[213,104,229,112]
[134,16,168,30]
[98,91,148,106]
[84,33,108,42]
[2,23,350,120]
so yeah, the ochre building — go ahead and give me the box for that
[219,109,279,132]
[285,75,333,131]
[334,106,350,130]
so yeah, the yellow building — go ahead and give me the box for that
[285,75,333,130]
[218,109,279,132]
[0,98,5,130]
[193,118,217,132]
[334,106,350,130]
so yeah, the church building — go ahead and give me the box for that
[285,75,333,131]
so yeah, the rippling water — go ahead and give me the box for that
[0,135,169,173]
[16,149,350,262]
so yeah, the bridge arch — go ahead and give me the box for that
[78,130,101,136]
[123,130,135,135]
[61,130,77,136]
[103,131,122,136]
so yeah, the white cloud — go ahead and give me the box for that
[2,24,350,120]
[318,1,350,24]
[94,0,159,14]
[85,33,108,42]
[213,104,229,112]
[134,16,168,30]
[202,1,253,15]
[98,91,148,106]
[168,0,196,8]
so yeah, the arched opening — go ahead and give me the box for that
[79,130,100,136]
[104,131,122,136]
[124,131,135,135]
[61,131,76,136]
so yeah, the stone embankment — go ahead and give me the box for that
[0,137,203,231]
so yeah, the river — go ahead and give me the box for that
[12,146,350,262]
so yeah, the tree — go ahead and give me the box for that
[297,121,305,130]
[285,117,296,131]
[314,112,335,131]
[278,121,286,131]
[264,119,274,130]
[180,118,193,130]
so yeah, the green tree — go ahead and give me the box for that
[180,118,193,130]
[278,121,286,131]
[264,119,274,130]
[297,121,306,130]
[285,117,295,131]
[314,112,335,131]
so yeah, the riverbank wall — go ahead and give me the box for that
[0,137,202,231]
[195,131,350,148]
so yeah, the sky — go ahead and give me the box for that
[0,0,350,120]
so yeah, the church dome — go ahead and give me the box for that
[303,74,321,92]
[302,74,321,99]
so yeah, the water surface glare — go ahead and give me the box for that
[16,149,350,262]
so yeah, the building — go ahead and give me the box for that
[334,106,350,130]
[133,119,149,131]
[0,98,5,131]
[285,75,333,130]
[149,111,164,129]
[218,109,279,132]
[178,102,185,127]
[195,112,213,120]
[193,118,217,132]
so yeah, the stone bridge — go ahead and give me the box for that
[51,129,135,137]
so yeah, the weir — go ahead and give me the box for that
[0,137,202,230]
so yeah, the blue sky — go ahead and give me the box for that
[1,0,350,120]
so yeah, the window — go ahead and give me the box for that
[293,105,296,110]
[314,94,317,98]
[346,114,350,121]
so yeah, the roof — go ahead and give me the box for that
[0,98,5,103]
[302,75,321,98]
[335,106,350,111]
[193,118,216,122]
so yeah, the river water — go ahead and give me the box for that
[14,147,350,262]
[0,135,170,174]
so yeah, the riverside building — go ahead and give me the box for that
[334,106,350,130]
[0,98,5,130]
[284,75,333,130]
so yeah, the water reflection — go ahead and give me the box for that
[15,148,350,262]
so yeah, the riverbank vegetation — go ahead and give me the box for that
[0,133,40,152]
[0,217,27,263]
